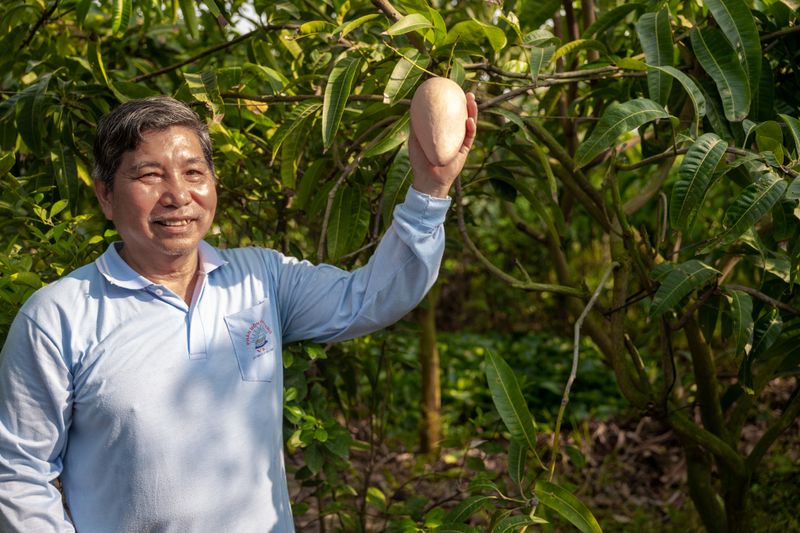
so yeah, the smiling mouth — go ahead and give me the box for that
[154,218,195,227]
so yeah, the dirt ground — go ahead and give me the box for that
[289,377,800,532]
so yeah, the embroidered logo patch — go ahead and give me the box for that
[245,320,274,358]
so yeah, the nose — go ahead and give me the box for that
[160,176,192,207]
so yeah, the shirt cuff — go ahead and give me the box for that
[394,187,452,233]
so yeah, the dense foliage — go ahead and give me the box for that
[1,0,799,531]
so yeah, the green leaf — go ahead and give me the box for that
[299,20,335,35]
[649,260,720,318]
[750,65,774,122]
[690,27,750,122]
[443,495,494,524]
[648,65,706,132]
[636,9,674,106]
[519,0,561,30]
[280,115,313,188]
[705,0,762,97]
[327,186,370,261]
[243,63,289,94]
[380,145,412,229]
[322,55,362,150]
[485,350,537,452]
[436,524,480,533]
[523,29,560,47]
[755,120,784,164]
[535,479,602,533]
[722,171,787,244]
[49,199,69,219]
[529,45,555,81]
[552,39,608,63]
[76,0,93,26]
[384,13,431,36]
[363,114,409,158]
[0,152,14,176]
[111,0,132,35]
[270,102,322,163]
[427,7,448,47]
[508,438,527,487]
[670,133,728,232]
[366,486,387,512]
[17,74,52,155]
[52,144,80,215]
[10,271,44,289]
[304,443,324,474]
[201,0,226,25]
[779,114,800,160]
[445,19,507,52]
[726,289,754,357]
[383,50,430,105]
[183,70,224,119]
[179,0,199,39]
[338,13,380,38]
[751,308,782,358]
[492,515,534,533]
[575,98,669,167]
[583,4,645,38]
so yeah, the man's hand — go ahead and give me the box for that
[409,92,478,199]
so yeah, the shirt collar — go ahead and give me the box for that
[95,241,228,290]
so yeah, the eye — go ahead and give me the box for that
[138,172,162,183]
[185,168,207,180]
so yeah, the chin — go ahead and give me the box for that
[155,239,203,257]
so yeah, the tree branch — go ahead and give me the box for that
[667,408,745,477]
[19,0,60,51]
[371,0,426,54]
[524,120,612,231]
[745,383,800,474]
[549,261,618,480]
[723,284,800,316]
[132,28,284,83]
[684,317,728,441]
[454,178,585,298]
[222,92,396,105]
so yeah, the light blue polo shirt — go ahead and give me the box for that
[0,188,450,533]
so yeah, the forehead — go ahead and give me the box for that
[131,125,204,155]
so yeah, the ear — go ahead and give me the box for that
[93,179,114,220]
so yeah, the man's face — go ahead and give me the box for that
[94,125,217,270]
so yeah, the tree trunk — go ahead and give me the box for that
[418,287,441,456]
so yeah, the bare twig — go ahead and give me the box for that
[221,92,397,105]
[131,28,287,83]
[477,71,646,110]
[371,0,426,54]
[761,25,800,42]
[454,178,586,298]
[671,284,717,331]
[19,0,60,51]
[548,261,619,481]
[723,284,800,316]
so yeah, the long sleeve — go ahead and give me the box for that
[0,312,75,532]
[277,187,451,343]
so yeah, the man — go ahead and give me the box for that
[0,94,477,531]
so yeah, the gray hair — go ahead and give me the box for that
[92,96,215,189]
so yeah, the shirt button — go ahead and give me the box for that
[154,289,164,296]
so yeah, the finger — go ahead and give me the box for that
[466,92,478,121]
[408,125,423,155]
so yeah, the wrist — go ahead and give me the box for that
[411,178,451,199]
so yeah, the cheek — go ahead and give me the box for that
[194,183,217,211]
